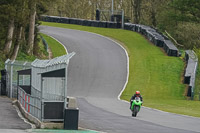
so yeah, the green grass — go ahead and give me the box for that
[41,21,200,117]
[16,51,37,61]
[40,33,67,57]
[194,66,200,100]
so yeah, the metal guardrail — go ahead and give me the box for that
[18,85,65,122]
[40,35,48,52]
[18,86,42,120]
[184,50,198,99]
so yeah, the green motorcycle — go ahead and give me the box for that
[131,97,142,117]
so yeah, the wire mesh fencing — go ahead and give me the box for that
[5,59,31,98]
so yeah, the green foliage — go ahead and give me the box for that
[194,47,200,60]
[156,0,200,49]
[193,47,200,100]
[16,51,36,61]
[170,0,200,23]
[173,23,200,49]
[33,33,49,59]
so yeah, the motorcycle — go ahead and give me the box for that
[131,97,142,117]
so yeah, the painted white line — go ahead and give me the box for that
[48,35,68,54]
[13,104,36,129]
[54,27,130,102]
[46,27,129,133]
[44,26,130,103]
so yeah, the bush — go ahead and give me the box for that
[193,47,200,100]
[173,23,200,49]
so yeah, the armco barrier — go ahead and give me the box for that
[184,50,198,98]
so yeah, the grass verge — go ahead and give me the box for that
[40,33,67,57]
[41,21,200,117]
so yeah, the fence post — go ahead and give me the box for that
[41,76,44,122]
[17,73,19,100]
[10,60,15,98]
[121,9,124,29]
[22,61,27,85]
[64,65,68,109]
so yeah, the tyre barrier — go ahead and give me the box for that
[124,23,179,57]
[40,15,121,29]
[184,50,198,98]
[41,15,179,56]
[40,15,198,98]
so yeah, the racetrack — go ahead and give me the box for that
[40,26,200,133]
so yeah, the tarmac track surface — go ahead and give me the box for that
[0,96,31,132]
[40,26,200,133]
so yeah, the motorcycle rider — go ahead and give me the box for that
[130,91,143,109]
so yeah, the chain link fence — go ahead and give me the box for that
[5,59,31,98]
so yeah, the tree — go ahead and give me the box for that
[142,0,167,27]
[11,0,29,60]
[27,0,52,56]
[170,0,200,23]
[131,0,142,24]
[2,1,16,56]
[27,0,36,55]
[4,18,15,55]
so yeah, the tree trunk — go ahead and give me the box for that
[151,9,157,27]
[91,0,95,20]
[11,26,23,60]
[27,0,36,55]
[131,0,142,24]
[4,18,15,55]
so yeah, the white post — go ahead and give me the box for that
[110,0,114,21]
[22,61,27,85]
[4,59,9,96]
[112,0,114,15]
[5,59,10,70]
[122,10,124,29]
[10,60,15,98]
[64,64,68,109]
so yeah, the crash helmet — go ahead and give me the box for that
[136,91,140,95]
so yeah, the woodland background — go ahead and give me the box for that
[0,0,199,62]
